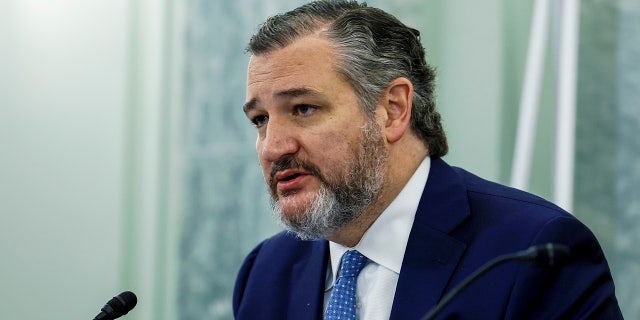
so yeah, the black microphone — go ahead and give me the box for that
[93,291,137,320]
[420,243,570,320]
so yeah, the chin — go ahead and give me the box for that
[278,204,311,222]
[278,191,314,211]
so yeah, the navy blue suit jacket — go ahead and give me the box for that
[233,158,622,319]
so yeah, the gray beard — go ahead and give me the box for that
[270,120,388,240]
[272,184,348,240]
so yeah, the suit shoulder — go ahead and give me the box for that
[451,166,570,219]
[233,231,328,318]
[235,230,327,283]
[233,231,308,316]
[257,230,322,255]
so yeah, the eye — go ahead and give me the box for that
[250,114,269,128]
[295,104,317,116]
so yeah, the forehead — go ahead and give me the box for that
[246,34,347,102]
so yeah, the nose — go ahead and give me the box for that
[258,118,299,163]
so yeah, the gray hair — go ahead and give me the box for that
[247,0,448,156]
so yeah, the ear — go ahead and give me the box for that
[379,77,413,143]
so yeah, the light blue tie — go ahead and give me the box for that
[325,250,368,320]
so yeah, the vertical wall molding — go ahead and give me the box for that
[122,0,181,319]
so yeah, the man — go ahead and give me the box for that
[233,1,622,319]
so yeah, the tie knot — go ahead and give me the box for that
[338,250,368,278]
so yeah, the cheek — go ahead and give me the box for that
[255,138,266,162]
[257,157,270,177]
[256,142,270,178]
[306,130,361,166]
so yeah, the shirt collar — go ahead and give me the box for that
[326,156,431,289]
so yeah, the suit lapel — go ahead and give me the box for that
[390,158,470,320]
[283,159,471,319]
[289,240,329,320]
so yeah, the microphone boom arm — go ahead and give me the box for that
[420,243,570,320]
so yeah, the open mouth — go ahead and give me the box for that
[280,173,301,182]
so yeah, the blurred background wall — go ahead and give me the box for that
[1,0,637,319]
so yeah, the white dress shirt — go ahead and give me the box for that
[324,157,431,320]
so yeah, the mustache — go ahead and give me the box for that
[269,156,323,187]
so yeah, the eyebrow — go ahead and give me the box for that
[243,87,323,114]
[243,99,257,114]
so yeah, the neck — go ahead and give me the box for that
[326,144,427,247]
[325,199,389,247]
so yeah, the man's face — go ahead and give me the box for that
[244,34,388,239]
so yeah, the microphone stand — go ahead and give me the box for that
[420,244,569,320]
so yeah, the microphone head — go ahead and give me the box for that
[95,291,137,320]
[532,243,571,267]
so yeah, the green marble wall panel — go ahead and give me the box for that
[613,0,640,318]
[178,1,295,318]
[576,0,640,318]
